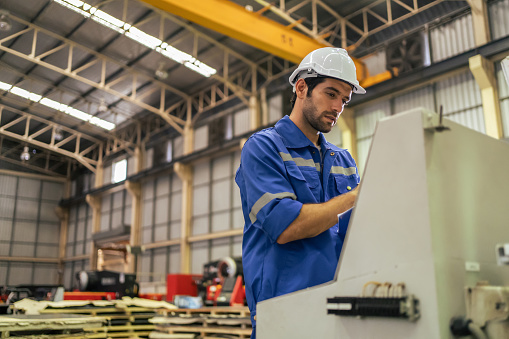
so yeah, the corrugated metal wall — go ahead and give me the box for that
[489,0,509,40]
[100,190,131,232]
[393,86,435,113]
[137,149,243,281]
[430,14,475,62]
[355,100,391,173]
[63,259,89,290]
[268,93,284,124]
[355,69,485,172]
[435,70,485,133]
[0,173,64,286]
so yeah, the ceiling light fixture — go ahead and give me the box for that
[53,0,217,77]
[97,98,108,113]
[0,10,12,31]
[0,80,115,130]
[155,62,168,80]
[54,126,64,141]
[20,146,30,161]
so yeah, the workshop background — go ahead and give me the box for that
[0,0,508,292]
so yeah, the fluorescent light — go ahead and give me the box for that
[0,81,12,91]
[10,87,42,102]
[0,81,115,130]
[53,0,217,77]
[89,116,115,130]
[40,97,62,110]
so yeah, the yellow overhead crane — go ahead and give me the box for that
[140,0,392,88]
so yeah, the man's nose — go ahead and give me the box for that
[332,102,343,115]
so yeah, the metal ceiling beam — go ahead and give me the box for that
[138,0,340,65]
[0,136,69,177]
[0,104,103,172]
[0,63,132,132]
[0,14,188,133]
[341,0,447,50]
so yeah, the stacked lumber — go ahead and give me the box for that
[11,297,177,339]
[0,314,106,338]
[149,307,252,339]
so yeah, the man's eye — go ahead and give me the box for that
[328,93,335,98]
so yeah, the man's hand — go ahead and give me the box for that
[276,187,359,244]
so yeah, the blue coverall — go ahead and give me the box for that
[235,115,360,338]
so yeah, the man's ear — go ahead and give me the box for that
[295,78,308,99]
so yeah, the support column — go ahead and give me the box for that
[126,180,142,273]
[86,194,101,270]
[86,161,104,270]
[183,122,194,155]
[249,94,261,131]
[174,162,192,273]
[55,206,69,285]
[260,87,268,126]
[337,108,358,162]
[469,55,503,139]
[468,0,490,46]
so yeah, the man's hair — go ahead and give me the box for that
[290,77,328,110]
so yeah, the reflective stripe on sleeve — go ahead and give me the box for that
[330,166,357,176]
[249,192,297,223]
[279,152,320,171]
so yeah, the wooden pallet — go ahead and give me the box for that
[150,307,252,339]
[38,306,162,338]
[158,307,250,318]
[0,314,107,339]
[153,325,252,338]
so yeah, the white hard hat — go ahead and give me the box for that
[289,47,366,94]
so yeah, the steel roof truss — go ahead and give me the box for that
[0,104,102,172]
[0,14,189,130]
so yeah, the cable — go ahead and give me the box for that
[362,281,381,297]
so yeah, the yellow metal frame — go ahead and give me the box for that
[140,0,374,83]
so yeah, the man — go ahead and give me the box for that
[235,47,366,337]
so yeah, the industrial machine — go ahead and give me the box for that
[75,270,138,298]
[198,256,245,306]
[257,108,509,338]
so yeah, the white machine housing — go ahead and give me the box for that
[257,108,509,338]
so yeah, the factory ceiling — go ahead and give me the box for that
[0,0,471,177]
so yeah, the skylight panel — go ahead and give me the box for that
[53,0,217,77]
[0,83,116,130]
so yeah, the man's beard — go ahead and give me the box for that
[302,97,335,133]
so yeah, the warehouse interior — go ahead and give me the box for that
[0,0,509,338]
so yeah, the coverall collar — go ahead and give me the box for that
[275,115,329,150]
